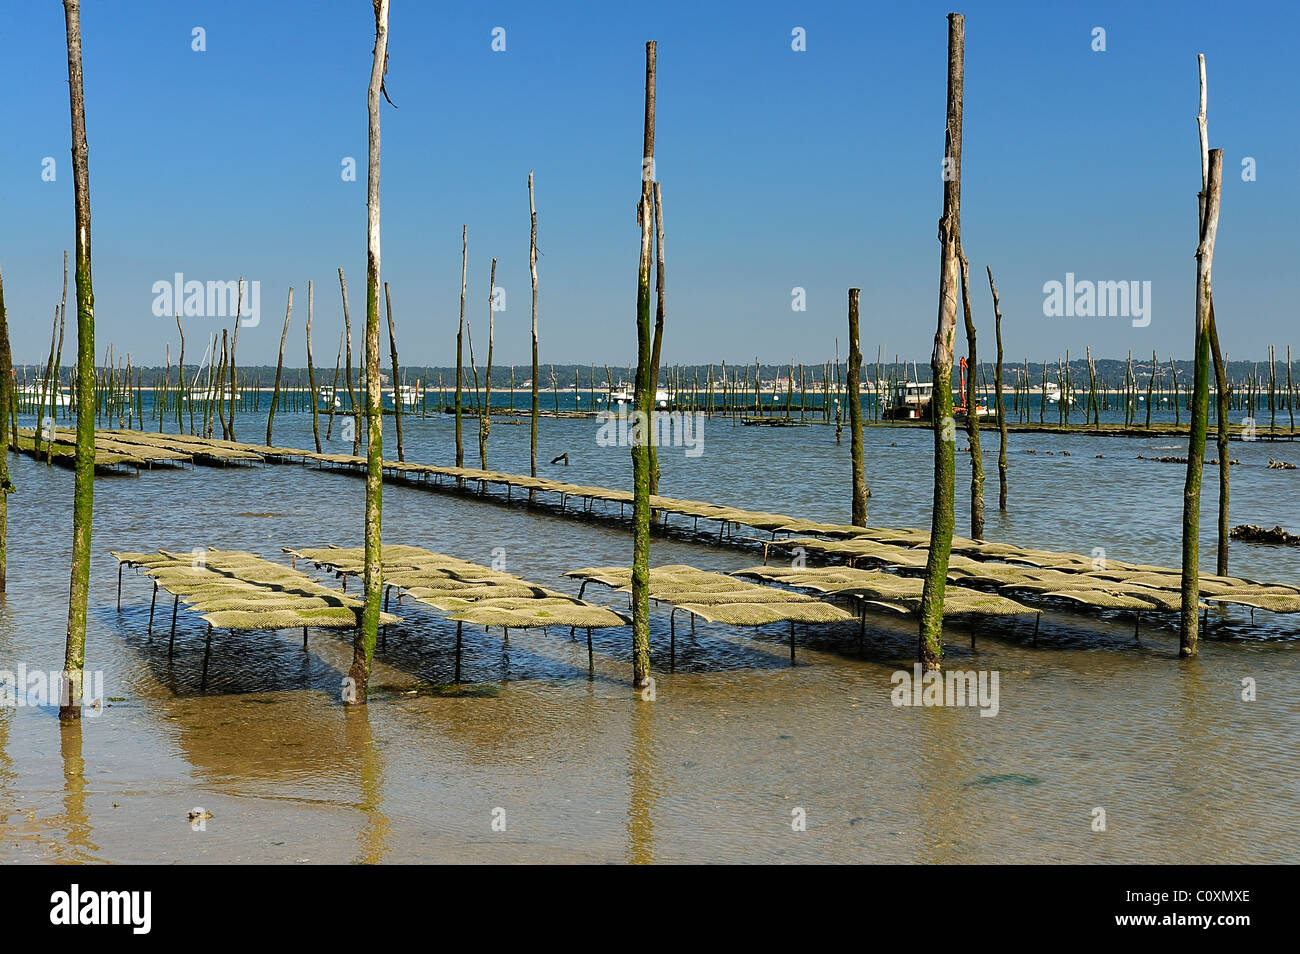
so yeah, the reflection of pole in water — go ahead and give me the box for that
[0,708,13,831]
[454,621,463,684]
[60,719,99,861]
[916,705,969,864]
[345,707,390,864]
[625,698,659,865]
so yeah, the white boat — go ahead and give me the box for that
[19,379,70,407]
[317,385,341,408]
[385,384,419,408]
[883,381,933,420]
[189,386,240,401]
[608,385,669,409]
[1043,382,1075,405]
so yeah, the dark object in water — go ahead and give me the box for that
[550,453,569,466]
[1138,453,1239,465]
[1230,524,1300,546]
[1268,458,1297,470]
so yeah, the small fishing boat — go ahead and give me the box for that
[317,385,341,408]
[882,381,933,420]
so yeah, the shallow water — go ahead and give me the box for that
[1,408,1297,863]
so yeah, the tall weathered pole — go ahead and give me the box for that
[456,224,466,469]
[479,259,495,469]
[266,286,293,446]
[61,0,96,719]
[384,281,404,461]
[339,268,361,456]
[1181,51,1224,657]
[630,40,657,689]
[987,266,1009,512]
[529,175,539,488]
[959,245,984,539]
[347,0,389,704]
[0,267,13,592]
[847,288,867,526]
[918,12,964,672]
[648,181,667,495]
[306,280,322,453]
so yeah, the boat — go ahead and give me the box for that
[188,386,240,401]
[882,381,933,420]
[18,379,70,407]
[317,385,341,408]
[385,384,419,408]
[1043,382,1074,405]
[608,385,669,409]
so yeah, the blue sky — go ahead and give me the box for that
[1,0,1296,367]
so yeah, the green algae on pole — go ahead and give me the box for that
[847,288,867,526]
[61,0,97,720]
[918,12,964,673]
[348,0,389,705]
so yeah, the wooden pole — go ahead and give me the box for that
[988,266,1008,512]
[648,180,666,495]
[384,280,404,461]
[847,288,867,526]
[479,260,495,468]
[266,285,293,446]
[306,280,322,453]
[0,266,12,592]
[456,224,467,470]
[529,176,539,486]
[1180,57,1223,662]
[61,0,96,719]
[347,0,389,704]
[228,279,241,440]
[630,40,657,690]
[339,267,361,455]
[326,331,342,440]
[919,12,963,672]
[958,245,984,539]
